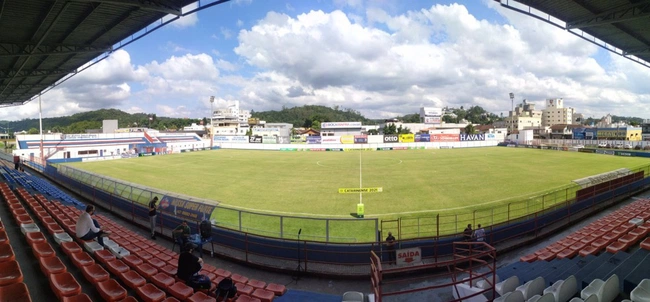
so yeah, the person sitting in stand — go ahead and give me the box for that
[177,243,210,290]
[75,205,111,246]
[172,220,191,249]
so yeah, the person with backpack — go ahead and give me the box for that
[177,243,211,290]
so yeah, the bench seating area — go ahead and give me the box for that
[1,165,289,302]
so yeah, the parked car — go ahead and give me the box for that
[574,144,584,149]
[615,143,624,149]
[598,142,607,148]
[624,144,633,149]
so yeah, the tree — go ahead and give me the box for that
[245,128,252,136]
[28,128,39,134]
[464,124,476,134]
[367,129,379,135]
[443,115,456,123]
[383,123,397,134]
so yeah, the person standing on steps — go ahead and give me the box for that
[385,232,396,265]
[149,196,158,239]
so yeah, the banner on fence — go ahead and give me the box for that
[340,135,354,144]
[321,136,340,144]
[354,135,368,144]
[399,134,414,143]
[431,134,459,142]
[159,196,215,221]
[306,136,321,144]
[262,136,277,144]
[459,134,485,141]
[383,134,399,143]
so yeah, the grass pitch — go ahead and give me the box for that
[64,147,650,241]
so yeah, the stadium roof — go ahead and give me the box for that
[495,0,650,68]
[0,0,229,108]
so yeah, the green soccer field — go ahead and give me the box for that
[63,147,650,241]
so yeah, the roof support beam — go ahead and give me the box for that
[0,84,49,90]
[0,69,73,80]
[0,43,111,57]
[70,0,182,16]
[625,47,650,56]
[567,2,650,29]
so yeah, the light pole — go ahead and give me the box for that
[209,96,215,149]
[509,92,514,133]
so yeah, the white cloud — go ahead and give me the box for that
[234,0,252,6]
[236,19,244,27]
[231,5,650,119]
[221,27,233,39]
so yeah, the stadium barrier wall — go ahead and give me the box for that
[215,141,499,150]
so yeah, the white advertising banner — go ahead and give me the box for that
[321,136,341,144]
[321,122,362,129]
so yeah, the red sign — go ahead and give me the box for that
[431,134,459,142]
[397,247,421,265]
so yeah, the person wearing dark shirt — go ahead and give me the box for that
[148,196,158,239]
[463,224,473,241]
[172,220,191,248]
[177,243,203,282]
[385,232,396,265]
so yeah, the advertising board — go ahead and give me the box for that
[459,134,485,141]
[399,134,415,143]
[383,134,399,143]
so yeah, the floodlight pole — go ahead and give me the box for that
[509,92,514,134]
[209,96,215,149]
[39,94,43,165]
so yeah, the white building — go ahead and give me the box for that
[420,107,442,125]
[542,98,574,127]
[321,122,363,136]
[505,100,542,133]
[212,100,251,136]
[183,123,205,131]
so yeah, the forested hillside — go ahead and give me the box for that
[252,105,375,128]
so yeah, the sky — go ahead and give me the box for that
[4,0,650,121]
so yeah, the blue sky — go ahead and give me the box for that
[3,0,649,122]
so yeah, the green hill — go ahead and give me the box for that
[252,105,376,128]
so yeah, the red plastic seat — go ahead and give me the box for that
[94,249,116,265]
[251,289,274,302]
[151,272,175,289]
[135,283,166,302]
[0,243,16,262]
[236,283,254,296]
[641,237,650,251]
[147,257,166,269]
[15,214,33,225]
[234,295,261,302]
[0,230,8,244]
[96,279,127,302]
[118,296,138,302]
[123,244,142,253]
[618,233,641,245]
[49,272,82,300]
[187,291,215,302]
[606,241,630,253]
[231,274,248,284]
[81,264,110,283]
[155,253,172,262]
[122,255,143,268]
[135,251,153,261]
[556,248,578,259]
[168,282,194,300]
[265,283,287,296]
[118,270,146,290]
[537,251,555,262]
[62,294,92,302]
[44,223,64,235]
[0,282,32,302]
[25,232,46,246]
[215,269,231,278]
[106,260,130,275]
[11,208,27,217]
[134,263,158,279]
[247,279,266,290]
[70,252,95,269]
[32,242,55,258]
[61,241,82,257]
[162,298,181,302]
[160,264,177,276]
[39,256,67,276]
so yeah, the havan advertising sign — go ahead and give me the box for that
[459,134,485,141]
